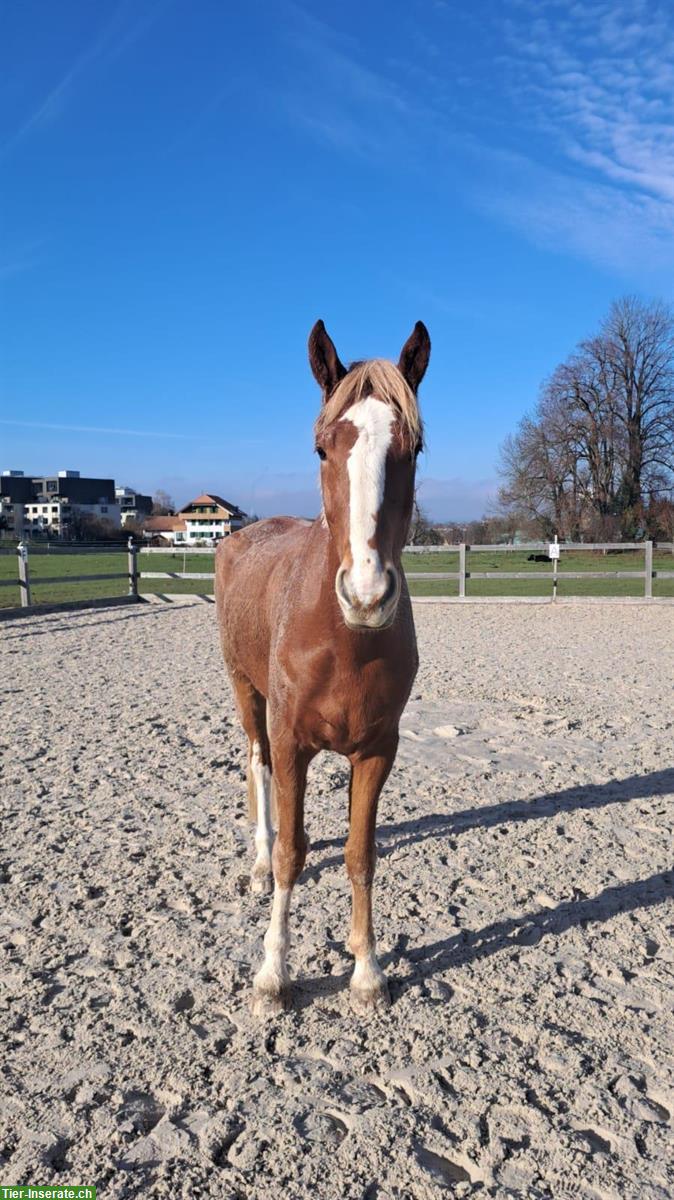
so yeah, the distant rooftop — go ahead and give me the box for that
[181,492,245,516]
[3,469,81,479]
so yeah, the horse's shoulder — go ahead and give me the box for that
[216,518,314,582]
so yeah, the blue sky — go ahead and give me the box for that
[2,0,673,519]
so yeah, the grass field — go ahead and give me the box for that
[404,548,674,598]
[1,545,672,609]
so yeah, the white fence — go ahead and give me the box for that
[0,542,137,610]
[2,539,673,614]
[140,541,674,602]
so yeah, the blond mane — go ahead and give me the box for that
[315,359,423,444]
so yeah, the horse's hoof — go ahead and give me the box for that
[350,978,391,1014]
[250,867,273,895]
[251,983,292,1018]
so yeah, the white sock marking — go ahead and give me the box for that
[251,740,273,870]
[352,947,386,994]
[254,885,291,994]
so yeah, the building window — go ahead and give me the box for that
[100,506,108,513]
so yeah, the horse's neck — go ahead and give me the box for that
[295,519,381,652]
[304,515,341,587]
[286,518,340,622]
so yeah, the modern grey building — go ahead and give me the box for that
[115,486,153,526]
[1,469,121,536]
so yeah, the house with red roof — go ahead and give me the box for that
[143,494,246,545]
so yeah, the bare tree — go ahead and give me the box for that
[434,521,466,544]
[601,297,674,535]
[408,496,443,545]
[152,489,175,515]
[498,296,674,540]
[68,512,126,542]
[497,416,571,539]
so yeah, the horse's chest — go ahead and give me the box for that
[290,657,414,756]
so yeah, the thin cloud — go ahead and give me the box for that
[277,4,425,163]
[0,238,46,280]
[0,419,196,440]
[493,0,674,253]
[2,0,167,156]
[417,475,498,522]
[279,0,674,276]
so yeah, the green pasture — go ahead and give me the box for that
[403,548,674,598]
[0,546,672,609]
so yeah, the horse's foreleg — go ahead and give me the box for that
[252,739,309,1016]
[345,740,396,1012]
[250,740,274,894]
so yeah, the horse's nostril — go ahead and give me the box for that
[337,569,353,607]
[381,568,397,607]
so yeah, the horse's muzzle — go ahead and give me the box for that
[335,564,400,630]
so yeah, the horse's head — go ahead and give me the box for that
[309,320,430,630]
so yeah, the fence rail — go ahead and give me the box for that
[142,571,215,580]
[138,540,673,601]
[2,539,673,615]
[2,541,138,611]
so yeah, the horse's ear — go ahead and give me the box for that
[308,320,347,397]
[398,321,431,392]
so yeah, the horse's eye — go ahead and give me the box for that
[316,446,327,461]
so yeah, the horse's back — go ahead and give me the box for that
[215,517,311,692]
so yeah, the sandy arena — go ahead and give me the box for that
[1,598,672,1198]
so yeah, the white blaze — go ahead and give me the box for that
[341,396,394,606]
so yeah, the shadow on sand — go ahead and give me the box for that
[306,767,674,881]
[383,867,672,987]
[1,603,184,639]
[296,868,672,1006]
[296,767,673,1002]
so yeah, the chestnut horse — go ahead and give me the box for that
[215,320,430,1014]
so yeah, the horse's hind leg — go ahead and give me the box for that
[230,674,273,895]
[345,739,397,1012]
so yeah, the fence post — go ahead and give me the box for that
[17,541,32,607]
[644,540,653,599]
[128,538,138,597]
[459,543,467,598]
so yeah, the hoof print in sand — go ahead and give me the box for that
[416,1144,476,1187]
[295,1110,348,1148]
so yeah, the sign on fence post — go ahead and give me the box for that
[127,539,138,597]
[644,540,653,599]
[17,541,32,607]
[549,536,560,601]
